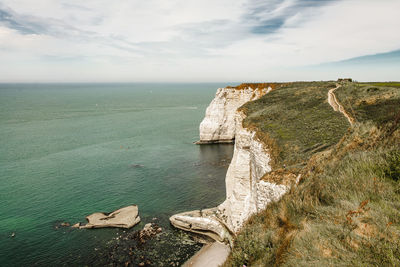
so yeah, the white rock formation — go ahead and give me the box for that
[256,181,288,211]
[169,208,232,243]
[219,115,263,229]
[170,87,290,242]
[217,112,288,232]
[73,205,140,229]
[197,86,270,144]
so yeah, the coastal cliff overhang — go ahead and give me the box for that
[169,208,232,243]
[197,83,277,144]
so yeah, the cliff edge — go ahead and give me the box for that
[225,81,400,266]
[196,84,274,144]
[171,83,287,244]
[171,81,400,266]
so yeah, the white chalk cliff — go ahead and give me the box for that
[197,87,270,144]
[218,112,287,232]
[170,85,288,243]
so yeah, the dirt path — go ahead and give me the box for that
[328,84,355,125]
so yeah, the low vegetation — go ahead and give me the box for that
[335,82,400,126]
[240,82,348,170]
[367,82,400,88]
[224,82,400,266]
[227,83,281,90]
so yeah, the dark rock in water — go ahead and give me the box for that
[141,223,162,238]
[87,217,202,267]
[54,221,74,230]
[132,223,163,245]
[130,164,144,168]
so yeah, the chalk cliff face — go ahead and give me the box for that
[170,85,288,243]
[217,112,287,232]
[197,87,270,144]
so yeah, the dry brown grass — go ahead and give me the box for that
[227,83,282,91]
[262,169,298,186]
[225,123,400,266]
[224,81,400,267]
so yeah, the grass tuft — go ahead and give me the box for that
[381,151,400,181]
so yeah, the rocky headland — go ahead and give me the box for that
[196,84,274,144]
[171,81,400,266]
[171,83,289,251]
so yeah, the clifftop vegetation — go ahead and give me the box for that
[224,81,400,266]
[227,83,281,91]
[239,82,348,171]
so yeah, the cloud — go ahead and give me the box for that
[0,0,399,82]
[217,0,400,65]
[295,50,400,82]
[0,4,41,34]
[327,50,400,66]
[0,2,98,42]
[243,0,336,34]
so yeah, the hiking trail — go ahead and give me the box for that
[328,84,355,125]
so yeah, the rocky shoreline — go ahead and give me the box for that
[64,85,287,265]
[194,139,234,145]
[170,84,290,265]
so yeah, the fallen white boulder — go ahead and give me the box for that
[73,205,140,229]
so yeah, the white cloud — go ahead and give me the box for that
[220,0,400,63]
[0,0,399,82]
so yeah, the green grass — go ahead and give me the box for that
[381,150,400,181]
[224,81,400,266]
[240,81,348,169]
[225,125,400,266]
[335,83,400,126]
[368,82,400,88]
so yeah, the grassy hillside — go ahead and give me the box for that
[335,82,400,125]
[224,82,400,266]
[239,82,348,170]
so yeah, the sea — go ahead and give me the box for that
[0,83,234,266]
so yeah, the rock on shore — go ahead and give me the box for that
[73,205,140,229]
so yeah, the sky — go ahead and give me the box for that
[0,0,399,82]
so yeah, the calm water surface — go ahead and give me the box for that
[0,83,233,266]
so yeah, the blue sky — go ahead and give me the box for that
[0,0,399,82]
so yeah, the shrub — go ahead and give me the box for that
[382,150,400,181]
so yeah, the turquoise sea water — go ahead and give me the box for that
[0,83,233,266]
